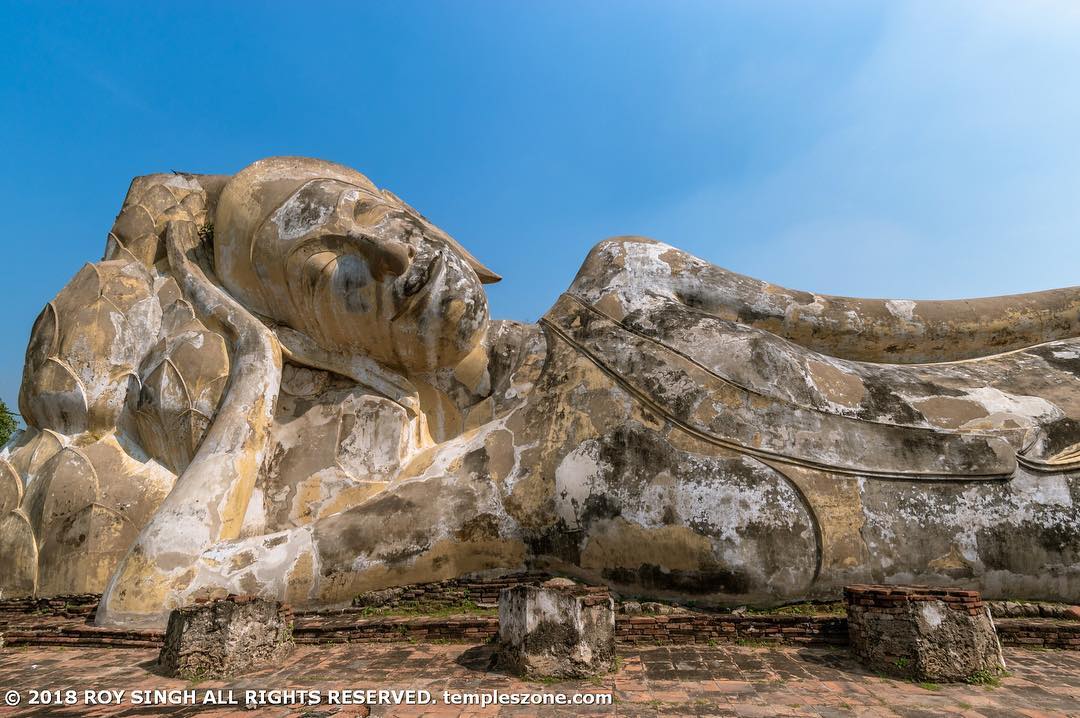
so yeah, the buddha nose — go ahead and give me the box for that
[344,230,414,278]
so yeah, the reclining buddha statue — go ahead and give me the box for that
[1,157,1077,628]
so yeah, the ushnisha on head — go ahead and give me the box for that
[213,157,500,372]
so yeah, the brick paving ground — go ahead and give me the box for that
[0,643,1076,717]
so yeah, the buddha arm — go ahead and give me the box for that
[96,219,282,627]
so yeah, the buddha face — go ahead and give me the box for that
[214,158,498,372]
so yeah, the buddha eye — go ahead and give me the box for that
[352,197,385,222]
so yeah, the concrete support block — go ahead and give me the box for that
[845,584,1005,682]
[158,594,293,679]
[495,579,615,678]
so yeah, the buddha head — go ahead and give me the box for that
[214,157,499,372]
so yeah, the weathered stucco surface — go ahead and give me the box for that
[1,157,1077,627]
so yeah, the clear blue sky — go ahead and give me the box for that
[2,1,1079,412]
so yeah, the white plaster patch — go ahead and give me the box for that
[185,332,205,350]
[963,387,1062,422]
[503,381,533,401]
[193,525,318,600]
[602,452,806,544]
[569,240,678,314]
[271,192,335,241]
[164,175,202,191]
[842,309,865,331]
[667,457,802,540]
[336,395,412,479]
[554,443,611,528]
[920,601,944,628]
[350,552,376,573]
[800,295,827,316]
[239,486,267,537]
[885,299,917,322]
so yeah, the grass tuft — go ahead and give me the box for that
[965,669,1007,688]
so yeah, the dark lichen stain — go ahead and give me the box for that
[661,504,678,525]
[1037,416,1080,457]
[361,493,416,515]
[975,519,1080,571]
[524,619,578,652]
[1029,345,1080,375]
[1029,518,1080,558]
[859,378,924,425]
[736,305,779,326]
[580,493,621,524]
[462,447,490,480]
[456,513,501,542]
[486,321,533,397]
[525,519,582,565]
[264,535,288,549]
[901,377,966,399]
[674,289,713,312]
[593,424,670,497]
[376,535,433,565]
[602,563,752,595]
[314,491,425,572]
